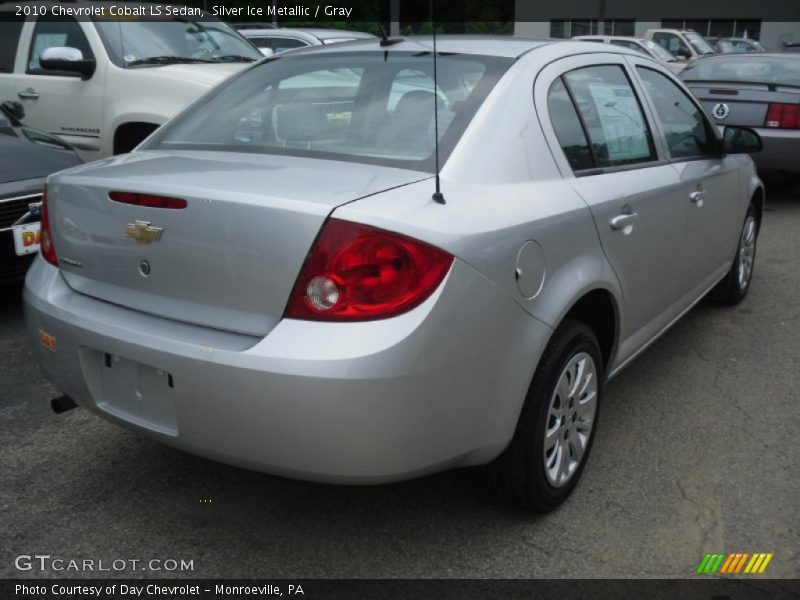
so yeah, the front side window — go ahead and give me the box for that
[28,17,94,74]
[0,14,25,73]
[146,52,510,172]
[637,67,717,159]
[561,65,656,168]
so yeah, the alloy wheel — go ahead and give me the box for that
[543,351,598,487]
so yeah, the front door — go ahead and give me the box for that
[634,64,742,290]
[7,16,105,159]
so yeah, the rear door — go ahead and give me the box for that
[537,53,691,352]
[633,62,741,289]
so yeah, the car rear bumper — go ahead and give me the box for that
[23,257,550,484]
[750,127,800,173]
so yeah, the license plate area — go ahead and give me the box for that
[12,222,40,256]
[82,350,178,436]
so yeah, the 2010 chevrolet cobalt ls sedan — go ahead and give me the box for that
[24,38,764,511]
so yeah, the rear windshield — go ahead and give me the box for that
[681,56,800,86]
[145,51,511,172]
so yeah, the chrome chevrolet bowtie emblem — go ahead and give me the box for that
[124,220,163,244]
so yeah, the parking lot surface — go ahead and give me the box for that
[1,178,798,579]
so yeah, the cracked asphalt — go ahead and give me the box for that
[1,178,798,579]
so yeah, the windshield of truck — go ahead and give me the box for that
[94,18,262,67]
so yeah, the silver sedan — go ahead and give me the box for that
[24,38,764,512]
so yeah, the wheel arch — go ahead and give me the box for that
[113,121,161,155]
[558,288,620,376]
[751,185,765,229]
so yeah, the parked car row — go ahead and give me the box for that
[237,27,376,57]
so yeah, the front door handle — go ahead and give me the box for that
[18,88,39,100]
[689,190,705,205]
[609,212,638,231]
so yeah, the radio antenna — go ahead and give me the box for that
[430,0,445,204]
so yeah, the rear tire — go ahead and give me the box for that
[486,319,602,512]
[712,203,758,305]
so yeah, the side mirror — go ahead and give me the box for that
[39,47,96,80]
[723,126,762,154]
[259,47,275,58]
[675,49,690,59]
[0,100,25,122]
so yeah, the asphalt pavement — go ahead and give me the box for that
[1,178,798,579]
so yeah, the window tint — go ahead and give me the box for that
[547,78,593,171]
[562,65,656,168]
[28,17,93,74]
[637,67,717,159]
[148,52,510,172]
[0,15,25,73]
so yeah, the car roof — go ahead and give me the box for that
[689,52,796,60]
[283,35,554,59]
[285,28,375,40]
[574,35,649,43]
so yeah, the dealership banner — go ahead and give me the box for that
[4,579,800,599]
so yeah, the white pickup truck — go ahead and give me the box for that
[0,2,262,161]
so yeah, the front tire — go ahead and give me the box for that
[486,319,602,512]
[713,203,758,305]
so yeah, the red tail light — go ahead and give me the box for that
[765,103,800,129]
[109,191,187,209]
[285,219,453,321]
[40,186,58,266]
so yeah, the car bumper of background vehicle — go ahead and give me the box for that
[23,257,551,484]
[0,233,36,285]
[749,127,800,173]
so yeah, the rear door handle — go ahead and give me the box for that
[18,88,39,100]
[689,190,705,205]
[609,212,638,231]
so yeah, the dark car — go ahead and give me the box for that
[681,53,800,175]
[1,101,81,284]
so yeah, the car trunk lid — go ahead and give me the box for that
[48,151,429,336]
[685,83,800,127]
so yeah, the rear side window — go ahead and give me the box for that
[272,37,308,53]
[637,67,717,159]
[561,65,656,168]
[0,14,25,73]
[28,17,94,74]
[547,79,593,171]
